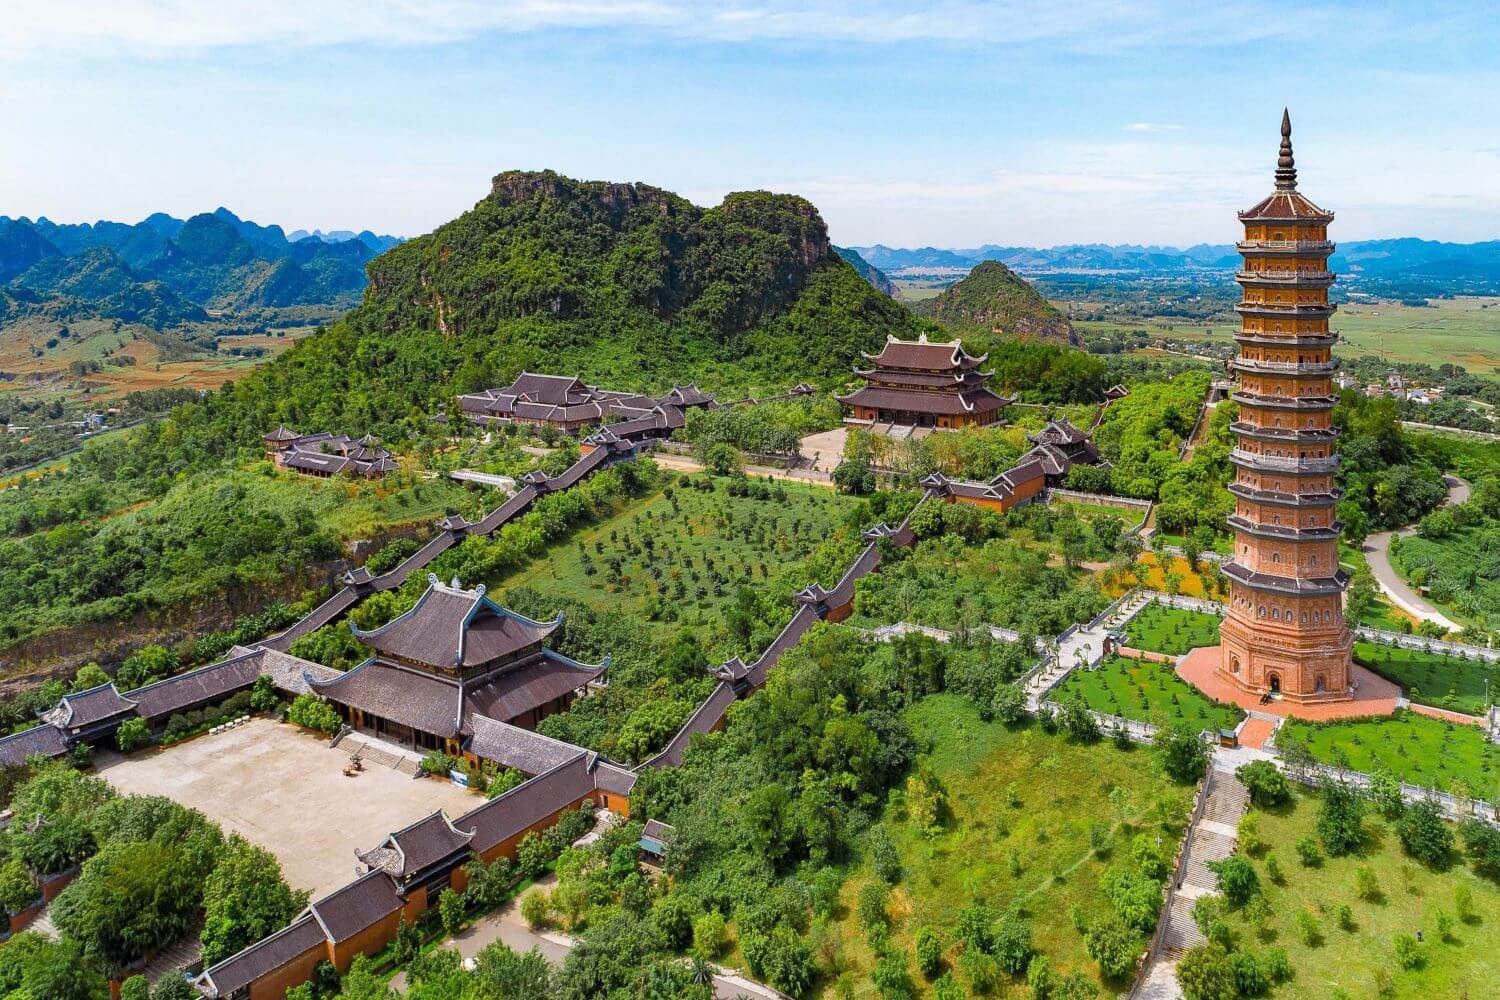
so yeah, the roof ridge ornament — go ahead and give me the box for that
[1275,108,1297,191]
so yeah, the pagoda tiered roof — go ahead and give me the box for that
[348,575,561,669]
[860,334,988,371]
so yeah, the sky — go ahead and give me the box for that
[4,1,1500,249]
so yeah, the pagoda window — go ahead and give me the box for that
[1258,606,1267,618]
[1271,552,1282,564]
[1271,608,1281,620]
[1301,612,1308,624]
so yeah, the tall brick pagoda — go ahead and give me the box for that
[1218,111,1352,703]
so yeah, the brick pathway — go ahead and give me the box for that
[1236,716,1278,749]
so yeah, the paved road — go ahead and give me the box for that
[1362,474,1470,631]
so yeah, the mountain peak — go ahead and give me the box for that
[919,259,1079,347]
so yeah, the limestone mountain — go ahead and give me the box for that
[835,246,900,298]
[917,259,1079,347]
[158,170,924,449]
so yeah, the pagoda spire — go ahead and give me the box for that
[1275,108,1297,190]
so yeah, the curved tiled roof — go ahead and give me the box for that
[349,577,561,668]
[40,683,137,729]
[860,333,986,371]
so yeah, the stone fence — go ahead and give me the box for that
[1277,757,1500,827]
[1353,626,1500,663]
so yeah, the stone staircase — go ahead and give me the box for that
[341,736,426,778]
[1130,766,1250,999]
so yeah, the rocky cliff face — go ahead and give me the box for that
[918,259,1079,346]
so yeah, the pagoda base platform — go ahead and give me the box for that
[1177,646,1400,721]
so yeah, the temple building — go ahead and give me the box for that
[457,373,716,435]
[1218,111,1352,703]
[306,576,608,755]
[836,334,1012,429]
[263,427,396,479]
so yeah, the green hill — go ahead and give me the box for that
[10,247,208,327]
[917,259,1079,346]
[835,246,900,298]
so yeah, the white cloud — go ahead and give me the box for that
[2,0,1359,55]
[1125,122,1184,132]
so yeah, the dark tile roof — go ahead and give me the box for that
[590,759,637,797]
[1029,418,1089,446]
[0,724,68,768]
[643,681,737,769]
[657,384,714,407]
[310,658,463,737]
[306,870,403,944]
[350,577,560,669]
[1239,189,1332,222]
[195,916,327,999]
[227,646,342,694]
[126,649,262,721]
[457,753,596,856]
[468,715,583,774]
[464,650,605,726]
[834,385,1008,416]
[861,334,986,371]
[359,811,473,879]
[641,819,674,842]
[41,683,137,729]
[263,425,300,442]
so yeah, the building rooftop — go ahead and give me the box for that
[349,576,562,669]
[861,333,987,371]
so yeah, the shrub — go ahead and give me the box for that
[1455,883,1475,922]
[931,972,964,1000]
[869,825,903,885]
[438,886,465,935]
[992,912,1032,974]
[1176,942,1236,1000]
[956,901,995,953]
[286,694,340,734]
[1236,813,1262,855]
[692,910,728,960]
[1026,953,1055,999]
[1053,972,1099,999]
[520,890,552,929]
[1154,723,1208,783]
[1229,951,1267,996]
[1335,903,1355,931]
[1355,865,1381,902]
[1462,817,1500,879]
[119,975,150,1000]
[958,948,1000,995]
[857,882,888,929]
[393,916,422,964]
[1294,836,1322,867]
[1396,798,1453,866]
[1295,909,1321,947]
[1085,914,1137,980]
[114,716,151,753]
[163,714,195,741]
[0,858,39,913]
[1393,932,1422,970]
[1258,946,1291,984]
[1208,855,1259,908]
[872,950,915,1000]
[1235,760,1290,806]
[992,683,1028,725]
[1263,851,1283,884]
[915,925,943,979]
[1317,779,1366,856]
[249,674,281,713]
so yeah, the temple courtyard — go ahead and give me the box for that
[93,717,478,897]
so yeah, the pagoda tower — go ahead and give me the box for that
[1218,111,1352,703]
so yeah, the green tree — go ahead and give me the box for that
[473,942,551,1000]
[1154,722,1208,783]
[1176,942,1236,1000]
[438,886,466,936]
[200,838,308,966]
[1395,798,1453,866]
[1317,778,1367,856]
[114,717,151,753]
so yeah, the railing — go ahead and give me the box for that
[1228,449,1339,473]
[1129,769,1217,997]
[1273,754,1500,827]
[1352,626,1500,663]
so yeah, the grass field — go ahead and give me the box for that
[1124,603,1223,655]
[492,475,855,632]
[1075,296,1500,374]
[1279,711,1499,796]
[825,695,1192,997]
[1390,526,1500,629]
[1051,653,1245,731]
[1229,788,1500,999]
[1052,499,1147,530]
[1354,641,1499,717]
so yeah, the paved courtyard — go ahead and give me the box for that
[94,717,480,898]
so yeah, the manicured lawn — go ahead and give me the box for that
[1279,711,1500,797]
[1354,641,1499,717]
[1124,602,1223,655]
[827,695,1192,997]
[1051,654,1244,731]
[493,474,856,631]
[1053,500,1147,530]
[1229,788,1500,999]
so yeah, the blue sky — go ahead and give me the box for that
[4,1,1499,248]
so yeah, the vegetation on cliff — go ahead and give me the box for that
[916,259,1079,346]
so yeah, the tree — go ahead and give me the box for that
[1462,817,1500,879]
[1317,778,1367,856]
[1208,855,1259,908]
[991,682,1028,724]
[285,693,340,733]
[700,442,743,476]
[915,925,943,979]
[1085,914,1137,979]
[114,717,151,753]
[692,910,728,960]
[992,912,1033,974]
[0,858,39,913]
[438,886,466,936]
[200,838,308,966]
[1176,943,1236,1000]
[868,825,903,885]
[51,840,204,972]
[72,663,110,691]
[249,675,281,713]
[1234,760,1289,806]
[463,854,513,910]
[150,977,197,1000]
[1154,723,1208,783]
[119,975,150,1000]
[1396,798,1453,866]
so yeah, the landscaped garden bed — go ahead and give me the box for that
[1050,654,1245,732]
[1278,710,1499,794]
[1123,602,1223,656]
[1354,640,1498,717]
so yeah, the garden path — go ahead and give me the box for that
[1362,474,1469,632]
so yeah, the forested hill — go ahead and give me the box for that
[835,246,900,298]
[115,170,925,467]
[916,259,1080,347]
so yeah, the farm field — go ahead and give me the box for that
[1124,602,1223,655]
[1354,641,1498,717]
[1051,653,1244,731]
[1073,296,1500,373]
[491,474,859,635]
[888,266,968,301]
[825,694,1192,997]
[1230,788,1500,999]
[1279,711,1499,796]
